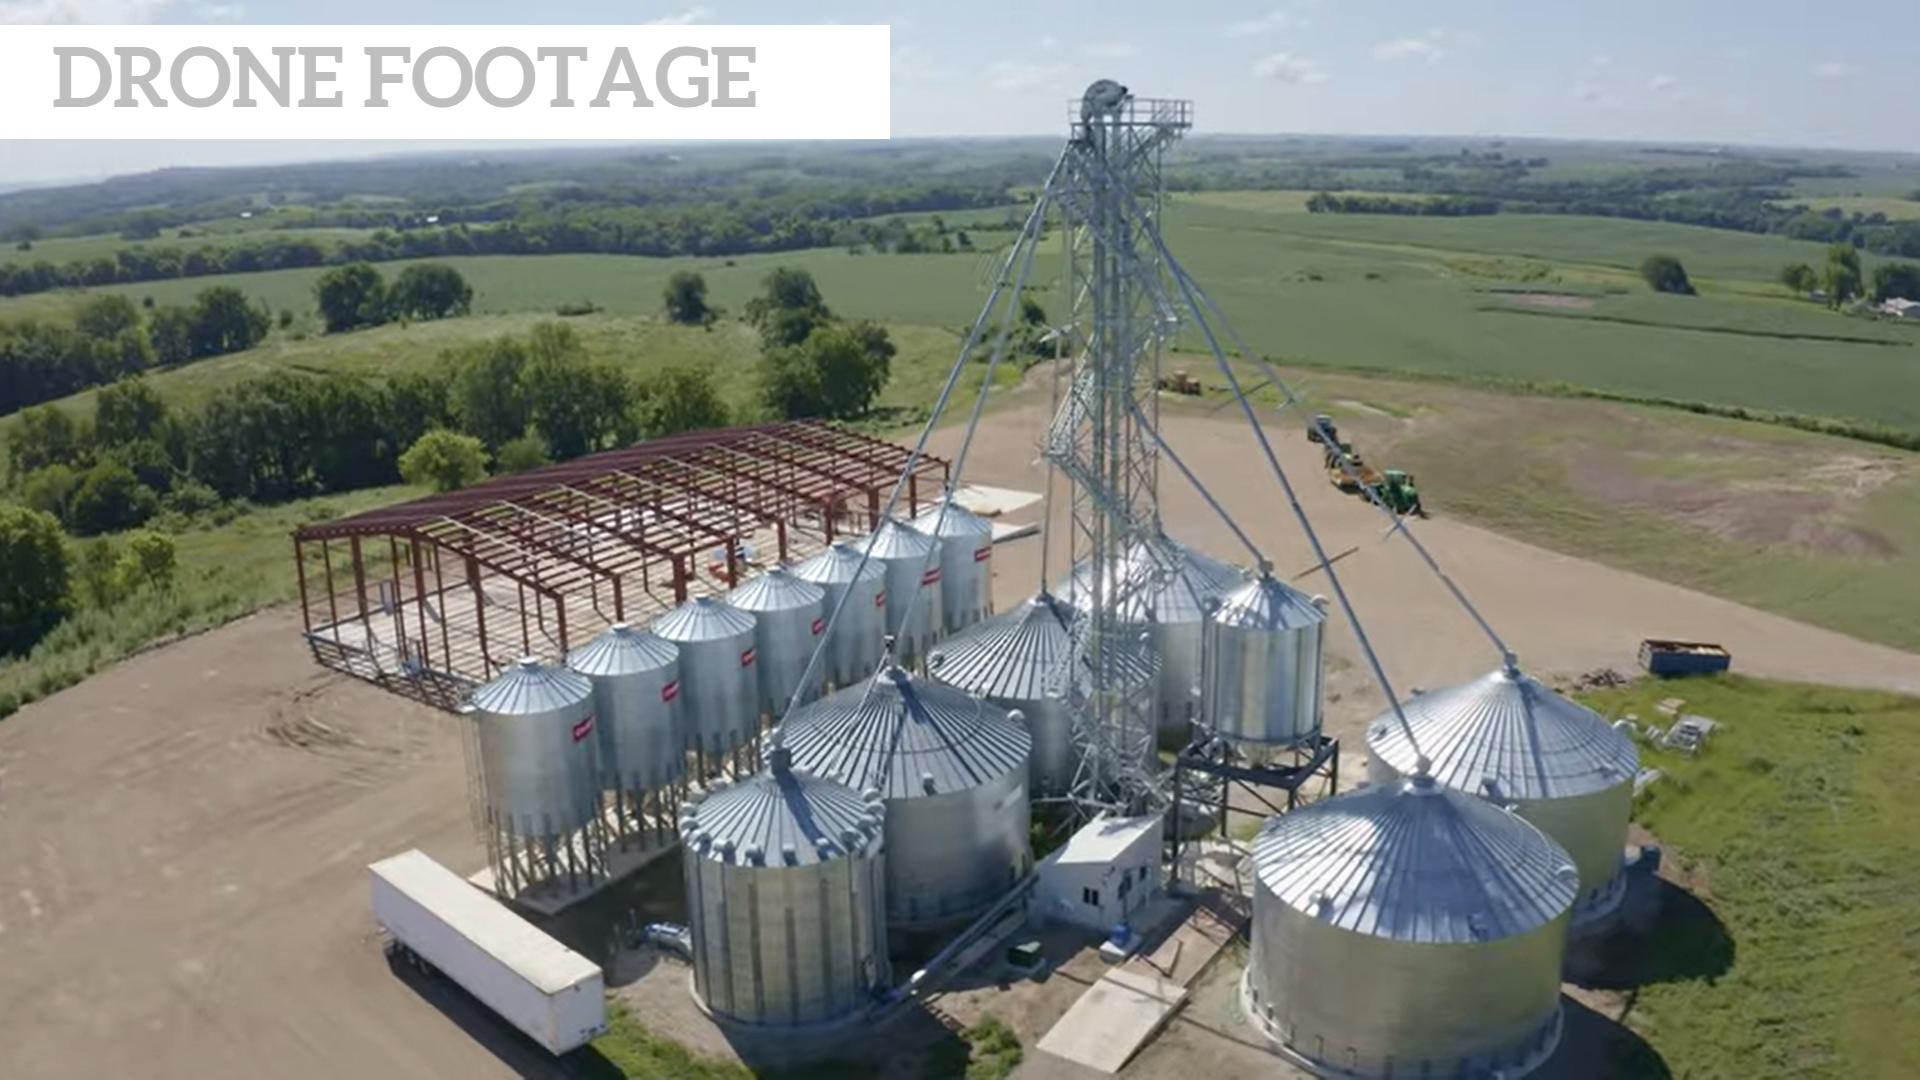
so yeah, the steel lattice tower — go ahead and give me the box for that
[1040,84,1194,820]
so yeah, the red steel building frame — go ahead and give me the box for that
[293,421,948,706]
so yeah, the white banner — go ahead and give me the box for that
[0,25,890,140]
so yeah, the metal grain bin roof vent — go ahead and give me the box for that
[652,595,758,643]
[782,666,1032,799]
[928,591,1076,701]
[565,622,678,677]
[1366,666,1639,801]
[677,760,885,867]
[1252,773,1578,942]
[468,655,594,715]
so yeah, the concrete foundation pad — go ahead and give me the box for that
[1035,966,1190,1074]
[991,521,1041,544]
[952,484,1044,518]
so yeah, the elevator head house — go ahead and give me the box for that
[292,420,950,709]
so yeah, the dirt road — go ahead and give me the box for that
[1,399,1916,1080]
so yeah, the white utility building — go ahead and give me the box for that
[1034,815,1164,932]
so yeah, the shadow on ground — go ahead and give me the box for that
[705,998,974,1080]
[1565,876,1735,991]
[384,947,622,1080]
[1543,996,1671,1080]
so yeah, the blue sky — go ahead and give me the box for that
[2,0,1916,184]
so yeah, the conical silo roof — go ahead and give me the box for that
[781,667,1032,799]
[910,498,995,540]
[1366,667,1639,801]
[858,517,938,559]
[793,542,888,587]
[927,591,1074,702]
[1069,618,1161,687]
[566,623,677,677]
[1213,573,1326,631]
[1054,536,1246,623]
[678,749,885,867]
[468,656,593,715]
[1252,774,1579,943]
[726,566,825,614]
[652,595,757,642]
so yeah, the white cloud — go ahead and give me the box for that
[1081,42,1139,59]
[1573,82,1619,107]
[1227,8,1292,37]
[985,59,1066,92]
[195,1,242,17]
[1588,53,1613,69]
[1811,61,1856,79]
[1374,37,1443,62]
[1253,52,1328,84]
[891,44,950,83]
[0,0,174,22]
[1648,74,1678,92]
[643,6,713,25]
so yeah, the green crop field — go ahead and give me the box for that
[1776,195,1920,221]
[12,198,1920,435]
[1576,676,1920,1079]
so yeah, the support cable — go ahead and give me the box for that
[767,149,1070,749]
[1089,159,1425,761]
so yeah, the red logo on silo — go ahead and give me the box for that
[811,617,826,635]
[571,715,595,743]
[661,680,680,703]
[922,568,942,585]
[741,648,756,667]
[875,590,888,607]
[974,546,991,562]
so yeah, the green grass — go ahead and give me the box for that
[0,225,378,268]
[0,484,421,720]
[1384,395,1920,653]
[1573,676,1920,1079]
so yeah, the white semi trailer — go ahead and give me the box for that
[368,849,608,1056]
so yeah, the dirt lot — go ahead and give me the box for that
[3,397,1919,1080]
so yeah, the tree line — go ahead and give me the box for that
[2,266,898,660]
[1778,245,1920,307]
[2,262,477,418]
[0,288,271,416]
[0,184,1011,301]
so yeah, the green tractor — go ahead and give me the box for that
[1370,469,1425,517]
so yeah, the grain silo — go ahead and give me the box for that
[1201,572,1328,747]
[792,542,890,691]
[679,746,890,1030]
[565,623,683,849]
[925,591,1076,798]
[650,596,759,775]
[909,496,996,636]
[465,657,607,898]
[855,518,946,667]
[1054,534,1246,734]
[781,666,1033,928]
[1364,665,1641,927]
[726,567,827,721]
[1244,773,1579,1079]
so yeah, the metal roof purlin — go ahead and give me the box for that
[540,483,722,563]
[783,422,945,488]
[290,422,799,542]
[694,443,851,510]
[665,453,825,527]
[459,503,626,595]
[416,517,567,596]
[586,461,776,546]
[491,497,666,578]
